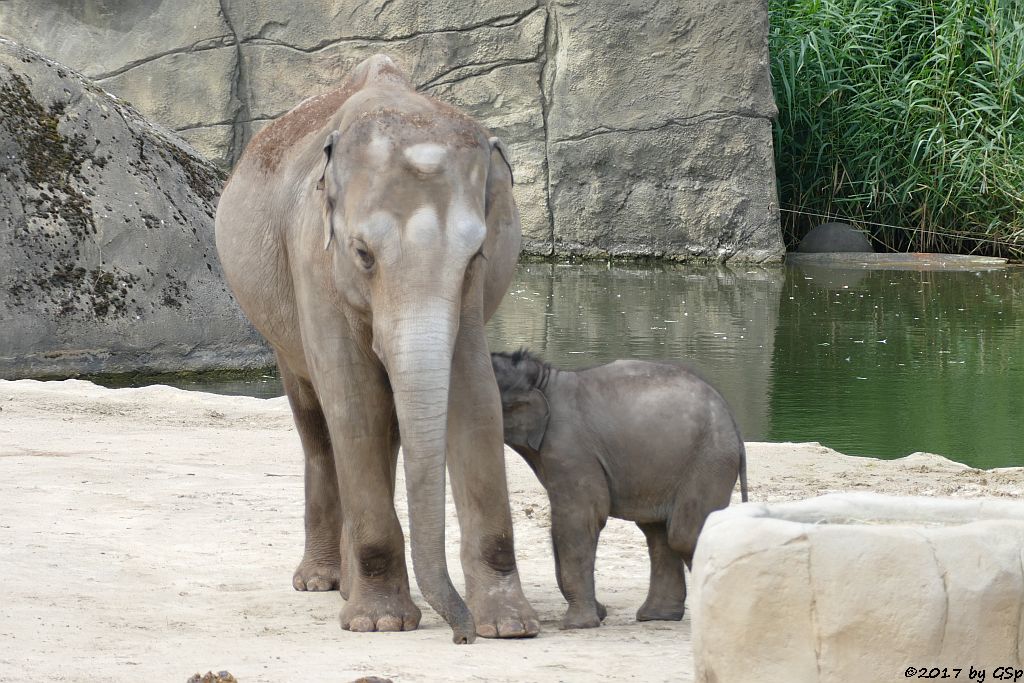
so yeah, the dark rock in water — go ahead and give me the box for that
[0,38,271,379]
[797,222,873,253]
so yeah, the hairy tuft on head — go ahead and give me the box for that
[491,347,550,394]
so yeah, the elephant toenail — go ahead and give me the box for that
[347,616,375,632]
[377,616,403,631]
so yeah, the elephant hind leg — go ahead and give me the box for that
[279,356,345,595]
[636,522,687,622]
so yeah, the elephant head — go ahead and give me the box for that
[491,349,551,452]
[315,56,519,642]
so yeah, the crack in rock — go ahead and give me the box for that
[539,0,557,255]
[91,36,234,81]
[420,57,540,90]
[553,112,766,145]
[241,5,540,54]
[807,541,823,681]
[217,0,248,166]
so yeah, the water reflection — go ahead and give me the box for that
[487,262,782,443]
[771,262,1023,468]
[88,369,283,399]
[90,261,1024,468]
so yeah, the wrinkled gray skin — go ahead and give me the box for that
[491,350,748,629]
[215,54,539,644]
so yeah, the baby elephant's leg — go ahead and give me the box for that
[550,496,607,629]
[636,522,687,621]
[551,545,607,621]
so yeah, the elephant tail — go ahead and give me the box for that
[738,441,749,503]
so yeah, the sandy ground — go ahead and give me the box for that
[1,379,1022,683]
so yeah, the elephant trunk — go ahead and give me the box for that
[378,304,476,644]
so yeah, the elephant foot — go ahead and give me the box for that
[467,579,540,638]
[340,590,421,633]
[292,555,341,593]
[560,605,602,630]
[635,601,685,622]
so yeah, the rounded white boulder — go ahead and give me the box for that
[692,493,1024,682]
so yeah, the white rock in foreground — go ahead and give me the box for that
[692,493,1024,682]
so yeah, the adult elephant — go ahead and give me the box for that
[215,54,537,644]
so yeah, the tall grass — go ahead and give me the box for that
[771,0,1024,257]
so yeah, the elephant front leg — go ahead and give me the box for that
[446,319,539,638]
[550,496,606,629]
[279,360,344,594]
[320,360,421,633]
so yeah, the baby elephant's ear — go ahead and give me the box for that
[526,388,550,451]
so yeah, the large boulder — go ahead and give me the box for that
[692,493,1024,681]
[0,0,783,262]
[0,38,270,379]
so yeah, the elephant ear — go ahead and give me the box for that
[484,136,520,234]
[482,136,522,283]
[488,137,514,186]
[317,130,340,250]
[524,388,550,452]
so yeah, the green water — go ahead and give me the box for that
[92,261,1024,469]
[768,263,1023,468]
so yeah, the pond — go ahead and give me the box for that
[92,261,1024,469]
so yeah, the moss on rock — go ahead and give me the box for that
[0,39,270,378]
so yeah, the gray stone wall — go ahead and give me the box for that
[0,38,270,378]
[0,0,783,261]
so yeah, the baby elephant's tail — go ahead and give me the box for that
[738,442,749,502]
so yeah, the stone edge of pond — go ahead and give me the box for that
[52,366,279,388]
[786,252,1011,270]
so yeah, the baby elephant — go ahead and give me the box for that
[491,349,748,629]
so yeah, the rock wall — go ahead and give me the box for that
[0,0,783,261]
[0,38,271,378]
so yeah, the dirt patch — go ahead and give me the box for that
[0,379,1020,682]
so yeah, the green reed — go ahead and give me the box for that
[770,0,1024,257]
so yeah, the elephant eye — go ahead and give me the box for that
[351,241,375,270]
[356,248,375,269]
